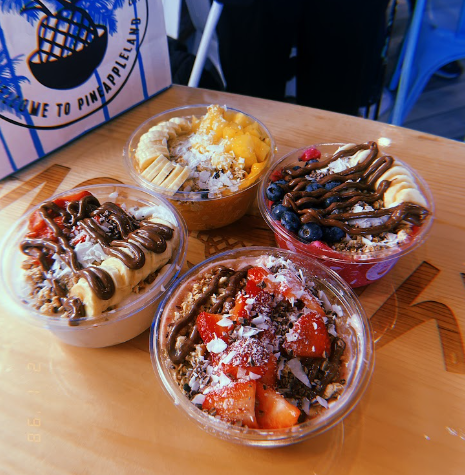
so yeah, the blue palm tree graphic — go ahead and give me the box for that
[0,0,128,169]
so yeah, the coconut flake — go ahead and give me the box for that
[217,316,233,327]
[302,398,311,415]
[206,337,227,354]
[315,396,329,409]
[287,358,311,387]
[191,394,206,405]
[218,372,232,387]
[189,375,200,392]
[249,372,261,380]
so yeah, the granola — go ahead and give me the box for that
[162,255,349,429]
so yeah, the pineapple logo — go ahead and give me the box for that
[21,0,108,89]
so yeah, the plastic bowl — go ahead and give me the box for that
[123,104,275,231]
[0,184,187,348]
[151,247,374,447]
[258,144,434,287]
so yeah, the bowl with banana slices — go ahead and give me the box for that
[0,184,188,347]
[258,142,434,287]
[124,104,275,231]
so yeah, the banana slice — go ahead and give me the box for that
[141,155,170,182]
[386,187,428,208]
[375,166,415,186]
[383,181,414,206]
[136,141,168,171]
[159,165,190,193]
[164,167,190,193]
[168,117,192,133]
[69,217,179,317]
[152,161,175,186]
[349,148,371,167]
[375,162,427,208]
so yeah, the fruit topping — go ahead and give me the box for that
[166,256,347,430]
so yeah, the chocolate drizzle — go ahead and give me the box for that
[20,192,174,323]
[279,142,429,236]
[167,266,250,364]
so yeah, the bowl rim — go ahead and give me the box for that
[258,143,435,264]
[150,246,375,446]
[123,103,276,201]
[0,183,188,331]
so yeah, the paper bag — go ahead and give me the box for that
[0,0,172,179]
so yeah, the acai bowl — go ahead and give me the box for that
[0,184,187,348]
[258,142,434,287]
[124,104,275,231]
[151,247,374,446]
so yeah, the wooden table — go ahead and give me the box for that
[1,85,464,475]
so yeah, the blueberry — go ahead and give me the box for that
[297,223,323,242]
[292,166,301,171]
[324,195,341,207]
[271,203,287,220]
[266,183,285,202]
[274,179,288,186]
[305,182,323,192]
[200,192,209,199]
[323,226,346,243]
[324,181,342,190]
[281,211,301,233]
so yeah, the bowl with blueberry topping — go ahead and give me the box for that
[0,184,187,347]
[124,104,275,231]
[258,142,434,287]
[151,246,374,446]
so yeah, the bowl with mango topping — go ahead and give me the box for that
[124,104,275,231]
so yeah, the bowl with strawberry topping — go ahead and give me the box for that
[0,184,187,347]
[151,247,374,446]
[258,142,434,287]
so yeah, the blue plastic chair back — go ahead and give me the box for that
[390,0,465,125]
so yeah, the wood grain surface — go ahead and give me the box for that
[1,85,464,475]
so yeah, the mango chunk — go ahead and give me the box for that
[228,134,258,169]
[239,162,267,189]
[244,122,263,138]
[251,135,270,162]
[222,123,241,139]
[233,112,253,128]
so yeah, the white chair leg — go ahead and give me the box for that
[188,1,224,88]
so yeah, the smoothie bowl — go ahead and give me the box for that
[124,104,275,231]
[0,184,187,347]
[151,247,374,446]
[258,142,434,287]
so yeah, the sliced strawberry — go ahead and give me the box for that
[27,190,92,236]
[230,293,249,322]
[264,268,325,317]
[219,338,277,386]
[53,190,92,209]
[283,311,331,358]
[26,215,66,241]
[202,380,258,428]
[245,267,270,296]
[255,383,301,429]
[197,312,233,344]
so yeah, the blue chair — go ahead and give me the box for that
[389,0,465,125]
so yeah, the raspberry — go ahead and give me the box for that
[299,148,321,161]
